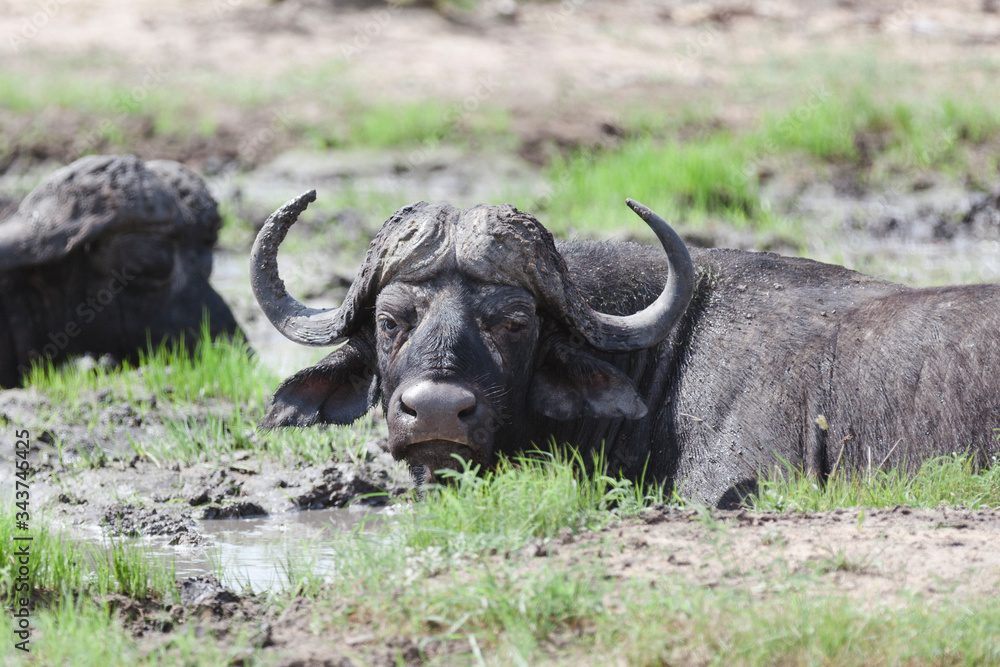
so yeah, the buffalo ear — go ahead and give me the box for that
[260,337,378,428]
[528,345,647,421]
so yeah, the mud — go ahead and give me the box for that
[0,384,410,537]
[58,507,1000,665]
[582,506,1000,605]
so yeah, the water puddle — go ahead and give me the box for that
[189,508,377,591]
[78,507,382,594]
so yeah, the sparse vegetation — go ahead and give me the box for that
[219,452,1000,664]
[537,89,1000,239]
[0,506,177,604]
[24,324,378,465]
[748,452,1000,513]
[540,134,764,235]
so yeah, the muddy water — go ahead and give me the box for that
[181,507,380,591]
[76,508,380,593]
[216,147,545,214]
[786,179,1000,286]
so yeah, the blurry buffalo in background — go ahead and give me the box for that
[0,154,241,387]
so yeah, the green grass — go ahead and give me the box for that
[25,325,378,466]
[539,134,763,237]
[275,451,664,656]
[0,60,513,160]
[8,539,999,665]
[25,325,267,408]
[153,409,378,465]
[754,92,1000,174]
[352,559,1000,665]
[614,580,1000,666]
[305,101,511,150]
[265,451,1000,664]
[0,507,176,604]
[410,450,663,547]
[0,65,215,153]
[0,597,140,666]
[535,89,1000,240]
[9,433,1000,663]
[748,452,1000,513]
[0,593,263,665]
[309,450,660,594]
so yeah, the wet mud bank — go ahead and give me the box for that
[34,505,1000,665]
[0,383,412,545]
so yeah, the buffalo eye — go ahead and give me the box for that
[378,316,399,334]
[378,313,412,338]
[491,316,529,339]
[506,320,526,334]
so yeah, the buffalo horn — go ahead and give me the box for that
[250,190,349,346]
[570,199,695,352]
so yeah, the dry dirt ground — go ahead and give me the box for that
[2,0,1000,663]
[2,0,1000,166]
[593,506,1000,605]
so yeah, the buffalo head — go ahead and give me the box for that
[0,155,241,385]
[252,192,693,481]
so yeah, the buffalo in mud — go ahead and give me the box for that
[251,191,1000,506]
[0,155,241,387]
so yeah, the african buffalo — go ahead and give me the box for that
[251,191,1000,506]
[0,155,241,387]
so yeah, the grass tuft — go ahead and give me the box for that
[748,452,1000,512]
[0,507,176,604]
[538,89,1000,241]
[540,135,762,237]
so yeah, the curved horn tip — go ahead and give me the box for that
[284,189,318,216]
[260,190,318,239]
[625,198,653,220]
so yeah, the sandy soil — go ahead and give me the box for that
[587,506,1000,605]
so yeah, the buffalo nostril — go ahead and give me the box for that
[399,398,418,418]
[399,381,477,423]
